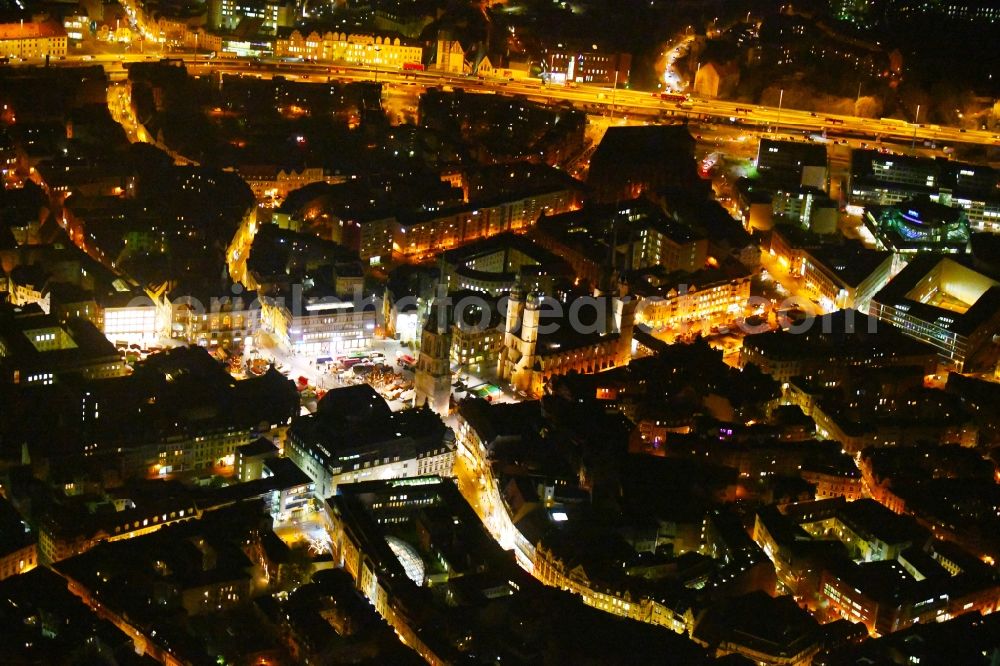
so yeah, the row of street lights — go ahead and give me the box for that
[770,85,923,153]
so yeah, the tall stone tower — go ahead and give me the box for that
[414,299,453,415]
[498,288,543,395]
[498,286,522,385]
[612,292,638,365]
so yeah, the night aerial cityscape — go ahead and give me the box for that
[1,0,1000,663]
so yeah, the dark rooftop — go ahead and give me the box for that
[805,243,892,288]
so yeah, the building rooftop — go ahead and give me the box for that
[237,436,279,459]
[864,198,971,253]
[693,591,821,660]
[591,124,695,166]
[835,498,928,549]
[624,259,750,299]
[292,385,451,468]
[852,149,1000,200]
[0,568,132,663]
[805,243,892,288]
[742,309,935,363]
[275,26,423,47]
[0,21,67,39]
[457,398,542,447]
[537,197,702,268]
[0,303,120,380]
[872,255,1000,336]
[0,497,32,558]
[440,231,558,267]
[527,293,624,354]
[756,138,828,188]
[395,179,577,228]
[816,611,1000,666]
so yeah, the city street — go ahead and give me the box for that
[660,34,695,92]
[107,81,198,165]
[758,250,829,319]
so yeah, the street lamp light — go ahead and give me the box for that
[609,68,619,122]
[374,45,381,85]
[775,88,784,133]
[911,103,921,150]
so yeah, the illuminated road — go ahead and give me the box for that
[107,82,149,144]
[107,80,198,166]
[660,34,694,92]
[758,250,831,320]
[24,52,1000,152]
[87,0,995,153]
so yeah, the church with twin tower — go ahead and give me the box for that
[497,282,636,398]
[415,263,638,412]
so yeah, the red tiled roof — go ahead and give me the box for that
[0,22,68,40]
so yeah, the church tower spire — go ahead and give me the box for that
[414,296,453,415]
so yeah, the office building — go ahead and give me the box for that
[798,244,896,312]
[886,0,1000,23]
[849,150,1000,234]
[440,232,571,297]
[233,440,313,519]
[259,291,377,356]
[816,612,1000,666]
[208,0,296,33]
[772,187,839,234]
[448,291,504,372]
[286,385,455,498]
[869,255,1000,371]
[754,496,1000,636]
[0,303,124,385]
[45,283,101,328]
[739,310,939,382]
[25,347,301,483]
[392,184,578,259]
[756,139,828,191]
[323,475,705,664]
[628,261,752,335]
[863,199,971,254]
[692,591,822,664]
[533,199,708,286]
[541,44,631,85]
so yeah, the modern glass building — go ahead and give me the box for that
[863,199,970,254]
[869,255,1000,370]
